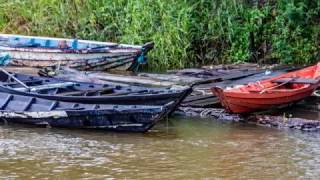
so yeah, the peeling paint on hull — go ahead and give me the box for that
[0,110,167,132]
[0,111,68,119]
[0,34,154,71]
[0,92,173,132]
[5,51,138,71]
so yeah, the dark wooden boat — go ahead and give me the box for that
[212,63,320,113]
[0,34,154,71]
[0,70,192,115]
[0,92,173,132]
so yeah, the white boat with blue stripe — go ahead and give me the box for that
[0,34,154,71]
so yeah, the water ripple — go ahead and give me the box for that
[0,118,319,179]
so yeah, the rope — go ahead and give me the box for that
[257,81,265,89]
[314,90,320,97]
[137,51,146,64]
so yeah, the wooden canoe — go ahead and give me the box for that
[212,63,320,113]
[0,92,174,132]
[0,92,172,132]
[0,34,154,71]
[0,70,192,115]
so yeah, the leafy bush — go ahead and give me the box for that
[0,0,319,70]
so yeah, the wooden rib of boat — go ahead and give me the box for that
[0,92,173,132]
[0,34,154,71]
[0,71,192,115]
[212,63,320,114]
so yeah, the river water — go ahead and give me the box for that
[0,117,320,179]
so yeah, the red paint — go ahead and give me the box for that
[212,63,320,113]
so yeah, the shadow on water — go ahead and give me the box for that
[0,117,320,179]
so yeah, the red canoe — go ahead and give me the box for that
[212,63,320,113]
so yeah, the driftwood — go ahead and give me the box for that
[177,107,320,132]
[248,115,320,132]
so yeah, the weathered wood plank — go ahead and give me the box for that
[138,73,202,84]
[181,97,220,108]
[90,73,177,87]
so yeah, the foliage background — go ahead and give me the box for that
[0,0,319,70]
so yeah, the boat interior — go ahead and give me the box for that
[0,92,162,112]
[0,71,174,97]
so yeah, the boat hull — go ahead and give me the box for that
[212,63,320,113]
[0,34,154,71]
[212,86,315,113]
[0,72,192,116]
[0,92,172,132]
[5,50,138,71]
[1,110,161,132]
[0,85,192,116]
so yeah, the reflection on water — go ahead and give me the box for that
[0,117,320,179]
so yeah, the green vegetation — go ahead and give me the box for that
[0,0,319,70]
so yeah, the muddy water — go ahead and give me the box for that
[0,118,320,179]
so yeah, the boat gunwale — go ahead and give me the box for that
[0,46,142,54]
[221,84,315,99]
[0,33,144,49]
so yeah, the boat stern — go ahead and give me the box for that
[128,42,154,71]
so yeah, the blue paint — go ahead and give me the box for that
[132,51,146,72]
[72,39,78,50]
[0,53,11,65]
[137,50,147,64]
[30,38,35,45]
[45,40,51,48]
[8,37,19,45]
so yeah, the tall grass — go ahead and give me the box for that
[0,0,319,70]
